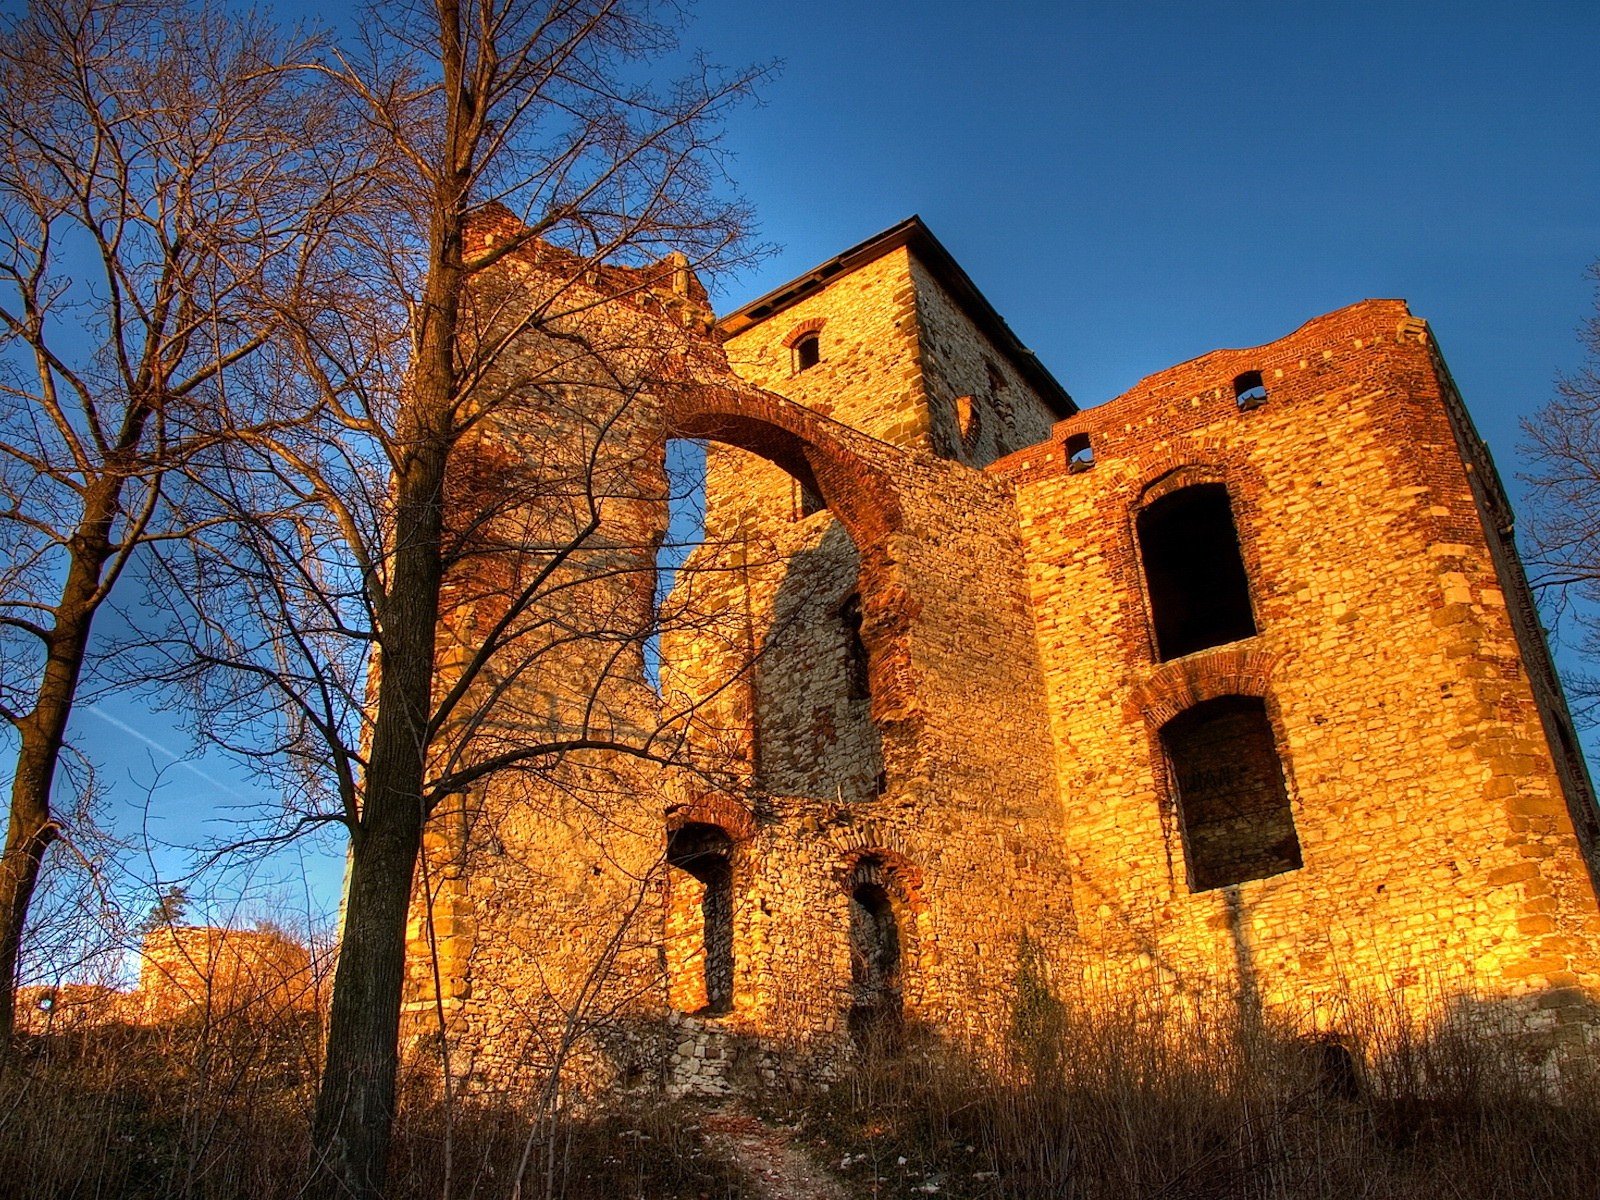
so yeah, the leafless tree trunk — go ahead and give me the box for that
[0,0,362,1051]
[146,4,766,1194]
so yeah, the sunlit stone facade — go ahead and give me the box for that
[408,216,1600,1096]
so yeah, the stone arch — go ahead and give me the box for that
[830,842,926,910]
[657,379,916,726]
[665,792,757,841]
[659,380,903,547]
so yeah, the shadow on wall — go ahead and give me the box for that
[754,520,884,802]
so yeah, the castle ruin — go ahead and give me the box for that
[406,215,1600,1096]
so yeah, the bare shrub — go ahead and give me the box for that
[770,987,1600,1200]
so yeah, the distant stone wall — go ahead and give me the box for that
[18,924,317,1035]
[139,925,317,1020]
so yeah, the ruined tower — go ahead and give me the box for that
[408,216,1600,1095]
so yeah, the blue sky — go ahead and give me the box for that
[60,0,1600,916]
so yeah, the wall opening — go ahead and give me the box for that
[656,396,897,801]
[848,874,902,1046]
[796,481,826,520]
[793,332,821,373]
[666,822,734,1014]
[1137,483,1256,660]
[1233,370,1269,409]
[1066,432,1094,473]
[842,593,870,701]
[1161,695,1302,891]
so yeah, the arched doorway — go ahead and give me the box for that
[651,381,908,799]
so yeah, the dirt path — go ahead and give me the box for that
[698,1107,852,1200]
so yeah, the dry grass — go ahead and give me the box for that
[762,990,1600,1200]
[5,975,1600,1198]
[0,1016,748,1199]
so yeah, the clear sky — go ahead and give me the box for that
[59,0,1600,918]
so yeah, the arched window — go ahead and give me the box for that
[666,823,734,1014]
[1137,483,1256,660]
[848,873,902,1045]
[793,332,821,372]
[1161,696,1302,890]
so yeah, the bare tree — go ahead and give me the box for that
[0,0,365,1050]
[148,3,766,1193]
[1523,262,1600,721]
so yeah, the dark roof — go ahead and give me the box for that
[715,216,1076,417]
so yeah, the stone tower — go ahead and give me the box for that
[408,215,1600,1096]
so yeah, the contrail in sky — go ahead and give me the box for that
[86,705,252,802]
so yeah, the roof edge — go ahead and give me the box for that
[716,216,1076,417]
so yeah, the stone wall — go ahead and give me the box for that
[413,220,1600,1101]
[996,298,1600,1049]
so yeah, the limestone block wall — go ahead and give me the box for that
[908,256,1059,465]
[410,229,1076,1093]
[411,216,1600,1097]
[721,248,931,450]
[403,237,723,1092]
[998,298,1600,1047]
[656,422,1074,1062]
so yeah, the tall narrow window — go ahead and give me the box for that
[841,594,869,701]
[666,823,733,1014]
[1162,696,1302,890]
[1137,483,1256,660]
[793,332,821,372]
[848,877,902,1045]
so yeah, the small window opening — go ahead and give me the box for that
[984,357,1006,396]
[1306,1036,1362,1102]
[954,395,980,447]
[1162,696,1302,891]
[1066,433,1095,473]
[1233,371,1269,410]
[849,877,903,1047]
[1137,483,1256,660]
[797,482,825,520]
[793,333,821,373]
[842,594,870,701]
[666,823,734,1015]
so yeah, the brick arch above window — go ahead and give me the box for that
[665,792,757,842]
[1136,462,1231,510]
[1127,646,1281,729]
[1121,439,1271,506]
[828,827,926,909]
[781,316,827,349]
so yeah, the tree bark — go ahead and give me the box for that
[0,479,123,1050]
[309,238,461,1196]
